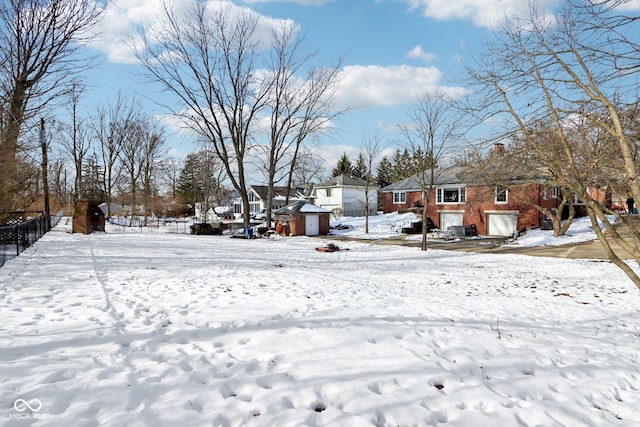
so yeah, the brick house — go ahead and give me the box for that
[381,166,564,236]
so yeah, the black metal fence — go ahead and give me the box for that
[0,210,63,268]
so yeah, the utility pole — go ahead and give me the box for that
[40,118,51,229]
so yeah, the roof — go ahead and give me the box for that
[316,174,374,188]
[249,185,307,200]
[274,201,331,215]
[381,166,471,192]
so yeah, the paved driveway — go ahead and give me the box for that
[328,217,640,260]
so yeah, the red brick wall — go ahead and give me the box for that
[384,184,550,235]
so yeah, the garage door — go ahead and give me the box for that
[487,213,518,236]
[305,214,320,236]
[440,212,463,231]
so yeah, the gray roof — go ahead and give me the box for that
[274,200,330,214]
[249,185,307,200]
[317,174,374,188]
[381,166,471,192]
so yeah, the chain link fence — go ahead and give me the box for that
[0,210,63,268]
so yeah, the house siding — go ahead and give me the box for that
[315,174,378,217]
[383,183,550,235]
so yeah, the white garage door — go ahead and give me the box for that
[487,213,518,236]
[440,212,463,231]
[305,214,320,236]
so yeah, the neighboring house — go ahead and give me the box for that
[273,201,331,236]
[194,203,234,223]
[98,202,125,217]
[314,174,378,218]
[233,185,309,219]
[382,166,563,237]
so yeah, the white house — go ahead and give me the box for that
[233,185,309,219]
[314,174,378,218]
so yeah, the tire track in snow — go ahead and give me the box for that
[89,237,127,337]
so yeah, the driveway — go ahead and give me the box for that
[327,217,639,261]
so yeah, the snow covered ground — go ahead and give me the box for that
[1,216,639,426]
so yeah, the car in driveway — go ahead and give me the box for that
[250,208,268,220]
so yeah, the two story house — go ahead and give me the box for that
[314,174,378,218]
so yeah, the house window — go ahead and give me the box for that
[393,191,406,204]
[436,186,466,204]
[551,187,559,199]
[495,186,508,204]
[326,188,332,197]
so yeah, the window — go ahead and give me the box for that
[495,186,508,204]
[436,186,466,204]
[326,188,332,197]
[393,191,406,204]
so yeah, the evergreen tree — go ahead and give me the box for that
[352,153,368,178]
[176,153,202,206]
[376,156,394,187]
[331,152,353,177]
[391,148,413,182]
[81,156,106,202]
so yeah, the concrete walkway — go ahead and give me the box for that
[328,217,640,260]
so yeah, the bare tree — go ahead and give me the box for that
[55,79,92,200]
[158,156,181,202]
[463,127,580,238]
[138,120,166,223]
[399,89,467,251]
[119,115,145,216]
[261,21,343,221]
[92,93,138,217]
[0,0,101,212]
[359,130,384,234]
[133,1,272,227]
[291,144,326,186]
[466,0,640,287]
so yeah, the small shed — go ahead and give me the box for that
[73,200,105,234]
[274,201,331,237]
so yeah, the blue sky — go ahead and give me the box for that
[80,0,638,181]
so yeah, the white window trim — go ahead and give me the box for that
[436,186,466,205]
[393,191,406,204]
[495,186,508,204]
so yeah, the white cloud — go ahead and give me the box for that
[401,0,561,28]
[334,64,465,109]
[406,45,436,64]
[616,0,640,10]
[88,0,298,64]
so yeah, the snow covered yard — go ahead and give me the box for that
[1,220,639,426]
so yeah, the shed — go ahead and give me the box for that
[73,200,105,234]
[273,201,331,236]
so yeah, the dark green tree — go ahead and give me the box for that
[352,153,368,178]
[332,152,353,177]
[391,148,413,182]
[375,156,393,187]
[176,153,202,207]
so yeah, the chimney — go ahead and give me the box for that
[493,143,505,155]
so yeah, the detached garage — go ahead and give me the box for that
[486,211,519,236]
[274,201,331,237]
